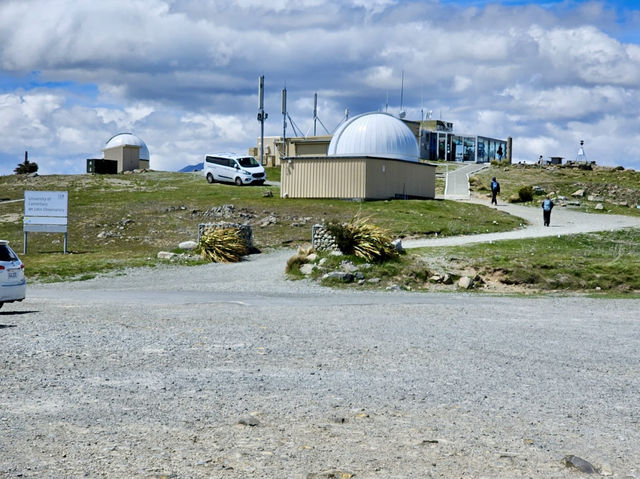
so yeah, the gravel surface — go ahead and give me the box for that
[2,248,640,478]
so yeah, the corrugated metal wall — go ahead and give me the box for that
[282,158,365,198]
[365,158,435,199]
[281,157,435,199]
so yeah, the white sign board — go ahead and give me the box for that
[24,190,68,217]
[23,190,69,253]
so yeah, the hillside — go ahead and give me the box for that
[0,170,521,281]
[469,162,640,216]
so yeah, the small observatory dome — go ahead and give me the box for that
[104,133,150,160]
[327,112,419,162]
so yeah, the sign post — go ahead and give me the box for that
[23,191,69,254]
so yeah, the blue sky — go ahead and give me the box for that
[1,0,640,174]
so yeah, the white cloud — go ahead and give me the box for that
[1,0,640,174]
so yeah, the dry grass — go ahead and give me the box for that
[198,227,248,263]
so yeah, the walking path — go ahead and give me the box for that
[405,163,640,248]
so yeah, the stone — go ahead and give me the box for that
[561,455,595,474]
[262,190,273,197]
[442,273,453,285]
[306,253,318,262]
[307,470,354,479]
[318,258,327,266]
[392,238,404,253]
[571,189,585,197]
[178,240,198,250]
[458,276,473,289]
[157,251,177,260]
[238,416,260,427]
[354,272,365,280]
[587,195,603,202]
[322,271,354,283]
[595,203,604,210]
[367,278,381,284]
[300,264,316,275]
[340,261,359,273]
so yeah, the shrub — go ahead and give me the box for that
[327,217,398,262]
[518,185,534,202]
[198,227,248,263]
[285,246,315,273]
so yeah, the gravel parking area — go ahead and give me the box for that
[2,251,640,478]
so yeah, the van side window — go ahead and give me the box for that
[205,156,215,164]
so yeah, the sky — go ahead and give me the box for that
[1,0,640,175]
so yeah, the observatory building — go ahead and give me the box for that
[281,112,435,200]
[87,133,150,174]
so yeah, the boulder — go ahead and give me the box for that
[157,251,177,260]
[178,240,198,250]
[571,189,585,197]
[458,276,474,289]
[595,203,604,210]
[300,264,316,275]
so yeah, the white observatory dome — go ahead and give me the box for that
[104,133,150,160]
[328,112,419,162]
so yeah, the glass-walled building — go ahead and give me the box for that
[419,121,508,163]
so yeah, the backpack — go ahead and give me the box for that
[543,199,552,211]
[491,180,499,193]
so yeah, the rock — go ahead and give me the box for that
[458,276,473,289]
[300,264,316,275]
[329,250,343,257]
[306,253,318,262]
[262,190,273,197]
[322,271,354,283]
[429,275,442,283]
[157,251,177,260]
[178,240,198,250]
[587,195,603,202]
[561,455,595,474]
[354,272,365,280]
[442,273,453,285]
[566,201,581,206]
[340,261,359,273]
[386,284,401,291]
[571,189,585,197]
[595,203,604,210]
[318,258,327,266]
[307,470,354,479]
[392,238,404,253]
[238,416,260,427]
[367,278,381,284]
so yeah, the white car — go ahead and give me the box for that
[0,240,26,309]
[203,153,266,185]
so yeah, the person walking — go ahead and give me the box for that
[490,177,500,206]
[542,195,554,226]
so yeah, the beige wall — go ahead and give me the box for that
[103,145,142,172]
[252,136,331,167]
[281,156,435,200]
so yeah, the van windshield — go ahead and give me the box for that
[237,157,260,168]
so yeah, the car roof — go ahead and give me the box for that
[0,240,8,246]
[205,153,253,160]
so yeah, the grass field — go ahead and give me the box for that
[0,170,521,281]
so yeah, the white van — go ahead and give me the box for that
[203,153,266,186]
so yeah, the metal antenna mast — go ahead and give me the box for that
[257,75,268,165]
[281,87,287,157]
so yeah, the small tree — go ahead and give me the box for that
[14,151,38,175]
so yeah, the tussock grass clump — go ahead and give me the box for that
[285,245,315,273]
[327,217,398,262]
[198,227,248,263]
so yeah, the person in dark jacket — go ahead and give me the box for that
[490,177,500,206]
[542,195,554,226]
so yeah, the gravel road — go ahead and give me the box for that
[2,243,640,478]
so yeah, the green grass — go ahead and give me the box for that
[414,228,640,293]
[470,163,640,216]
[0,170,522,282]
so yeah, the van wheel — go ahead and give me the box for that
[234,177,243,186]
[206,173,215,184]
